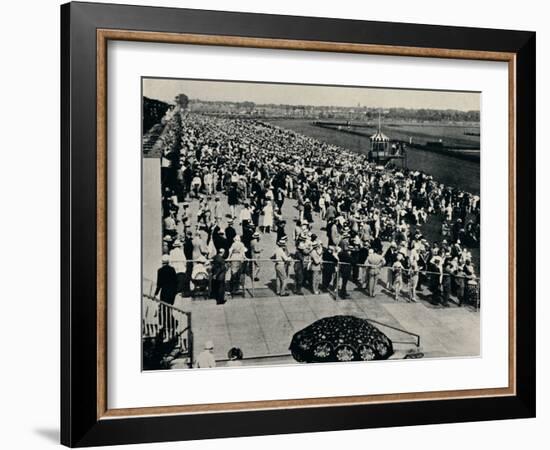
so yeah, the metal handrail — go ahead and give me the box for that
[155,257,479,280]
[143,293,190,316]
[142,291,194,367]
[366,318,420,348]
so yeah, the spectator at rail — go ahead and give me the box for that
[322,246,338,291]
[442,262,454,307]
[154,255,178,341]
[454,263,466,306]
[310,241,323,294]
[225,219,237,249]
[191,231,208,261]
[211,248,227,305]
[384,242,399,292]
[273,237,291,296]
[408,256,420,302]
[249,231,262,282]
[227,235,247,294]
[168,240,187,296]
[338,242,353,299]
[293,241,307,295]
[392,253,405,301]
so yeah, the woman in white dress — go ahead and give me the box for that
[262,200,274,233]
[227,236,247,293]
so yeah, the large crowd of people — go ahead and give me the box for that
[152,109,480,309]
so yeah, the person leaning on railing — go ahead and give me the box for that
[366,248,385,297]
[293,241,307,295]
[408,257,420,302]
[249,231,262,282]
[442,262,454,307]
[272,237,291,296]
[310,241,323,295]
[211,248,227,305]
[322,246,338,291]
[227,235,247,294]
[338,242,353,299]
[391,253,406,301]
[168,240,187,296]
[454,264,466,306]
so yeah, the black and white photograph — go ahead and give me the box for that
[141,78,481,370]
[0,0,542,447]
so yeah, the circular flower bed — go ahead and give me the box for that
[289,315,394,363]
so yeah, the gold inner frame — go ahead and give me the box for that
[96,29,517,420]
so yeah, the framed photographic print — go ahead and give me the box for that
[61,1,536,447]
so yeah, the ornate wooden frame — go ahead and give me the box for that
[61,2,535,446]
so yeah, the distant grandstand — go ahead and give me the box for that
[143,96,171,135]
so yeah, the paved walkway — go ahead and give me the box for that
[171,289,479,368]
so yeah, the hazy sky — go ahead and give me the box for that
[143,78,479,111]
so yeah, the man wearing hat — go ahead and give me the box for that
[310,241,323,295]
[212,227,227,257]
[384,241,399,292]
[154,255,178,306]
[227,235,247,295]
[276,219,287,243]
[211,248,227,305]
[194,340,216,368]
[168,240,187,296]
[441,261,454,307]
[239,202,252,236]
[293,240,307,295]
[273,237,290,296]
[392,253,406,301]
[250,231,262,282]
[224,219,237,249]
[338,241,353,299]
[366,248,385,297]
[154,255,178,341]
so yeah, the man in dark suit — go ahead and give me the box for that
[211,248,228,305]
[338,243,353,299]
[225,219,237,249]
[154,255,178,305]
[384,242,398,292]
[154,255,178,341]
[183,231,194,294]
[212,229,227,256]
